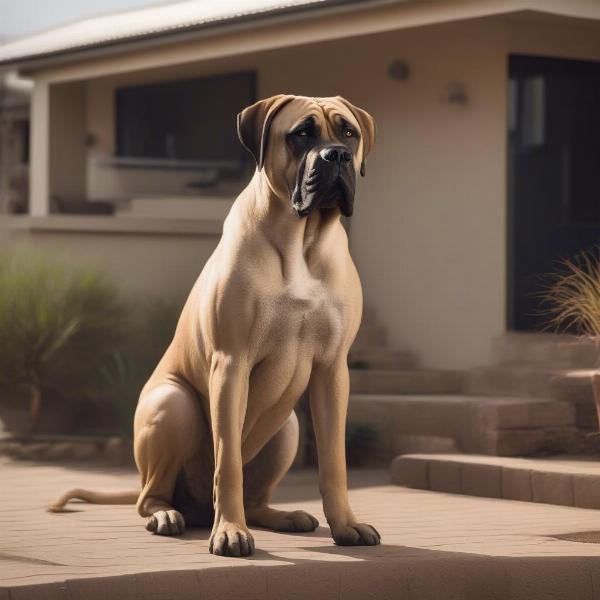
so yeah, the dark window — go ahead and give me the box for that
[115,72,256,166]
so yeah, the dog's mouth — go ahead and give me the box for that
[292,155,355,218]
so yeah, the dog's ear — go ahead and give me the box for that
[237,95,294,170]
[335,96,376,177]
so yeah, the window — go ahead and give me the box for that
[115,71,256,168]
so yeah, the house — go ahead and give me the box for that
[1,0,599,373]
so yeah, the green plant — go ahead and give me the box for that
[541,248,600,337]
[99,352,141,439]
[0,249,127,431]
[99,299,180,438]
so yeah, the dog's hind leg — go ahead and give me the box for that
[243,411,319,533]
[134,381,207,536]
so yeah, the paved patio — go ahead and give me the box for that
[5,459,600,598]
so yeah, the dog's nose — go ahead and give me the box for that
[319,146,352,164]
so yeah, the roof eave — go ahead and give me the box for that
[0,0,376,71]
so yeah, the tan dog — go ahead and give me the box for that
[50,94,379,557]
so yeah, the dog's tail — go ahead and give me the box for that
[48,488,139,512]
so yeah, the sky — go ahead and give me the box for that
[0,0,179,42]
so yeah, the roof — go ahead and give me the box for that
[3,0,600,71]
[0,0,366,67]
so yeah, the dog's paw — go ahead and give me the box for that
[209,522,255,557]
[331,522,381,546]
[145,509,185,536]
[246,506,319,532]
[273,509,319,532]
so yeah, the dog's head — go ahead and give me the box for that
[237,95,376,217]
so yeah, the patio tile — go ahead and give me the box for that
[6,459,600,598]
[66,575,138,600]
[531,471,575,506]
[573,475,600,510]
[501,467,533,502]
[390,455,428,489]
[267,564,340,600]
[461,462,502,498]
[429,459,461,493]
[200,567,267,600]
[8,583,68,600]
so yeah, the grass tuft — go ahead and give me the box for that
[540,248,600,339]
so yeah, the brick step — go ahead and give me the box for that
[466,367,598,426]
[493,333,600,369]
[348,394,578,459]
[348,347,417,370]
[391,453,600,509]
[350,369,463,395]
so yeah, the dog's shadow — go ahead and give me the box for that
[177,525,406,566]
[180,524,331,542]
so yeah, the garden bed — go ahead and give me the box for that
[0,433,133,465]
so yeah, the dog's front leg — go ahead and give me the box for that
[309,358,381,547]
[208,352,255,557]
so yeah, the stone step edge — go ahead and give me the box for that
[391,453,600,509]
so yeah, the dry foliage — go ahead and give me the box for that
[541,248,600,338]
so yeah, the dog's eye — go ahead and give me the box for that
[295,129,309,137]
[343,128,354,138]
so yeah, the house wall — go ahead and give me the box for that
[1,221,222,305]
[13,14,600,369]
[49,81,87,203]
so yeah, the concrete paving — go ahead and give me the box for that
[5,459,600,598]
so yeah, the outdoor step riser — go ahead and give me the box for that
[348,348,417,371]
[351,326,387,349]
[348,395,577,458]
[360,306,377,326]
[391,455,600,509]
[467,368,595,408]
[492,335,600,369]
[350,370,464,395]
[471,427,582,456]
[466,368,557,397]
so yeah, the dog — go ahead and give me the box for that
[50,94,379,557]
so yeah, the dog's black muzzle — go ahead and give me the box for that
[292,144,356,218]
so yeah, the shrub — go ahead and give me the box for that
[99,299,180,438]
[0,250,127,431]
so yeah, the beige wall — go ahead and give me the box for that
[17,14,600,369]
[1,222,221,308]
[49,81,87,202]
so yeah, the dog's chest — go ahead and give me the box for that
[267,275,344,354]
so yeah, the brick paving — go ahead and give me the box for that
[5,459,600,598]
[391,453,600,509]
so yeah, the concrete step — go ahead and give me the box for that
[348,347,417,370]
[360,305,377,326]
[350,369,463,395]
[347,394,578,459]
[466,367,597,427]
[352,324,387,349]
[493,332,600,369]
[391,453,600,509]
